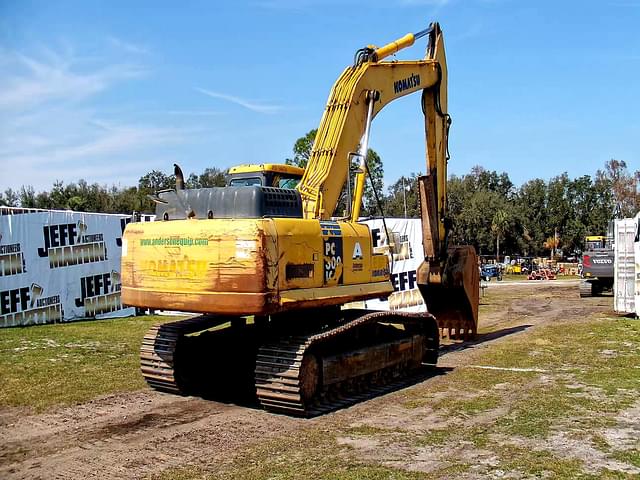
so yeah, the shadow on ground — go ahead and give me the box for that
[440,324,532,354]
[156,324,526,417]
[163,323,455,417]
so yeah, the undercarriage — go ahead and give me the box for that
[140,308,439,416]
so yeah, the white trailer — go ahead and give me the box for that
[636,217,640,318]
[614,213,639,317]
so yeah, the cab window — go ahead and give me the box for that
[278,177,300,189]
[585,240,604,250]
[229,177,262,187]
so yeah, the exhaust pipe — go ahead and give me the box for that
[174,164,185,190]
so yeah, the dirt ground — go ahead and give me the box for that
[0,281,631,479]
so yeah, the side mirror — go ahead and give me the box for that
[348,151,365,164]
[348,152,366,173]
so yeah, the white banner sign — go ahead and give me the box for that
[0,208,141,327]
[362,218,427,313]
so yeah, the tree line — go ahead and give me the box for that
[285,130,638,257]
[1,128,637,258]
[0,168,227,215]
[384,160,638,258]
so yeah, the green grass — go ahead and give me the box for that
[613,450,640,469]
[431,393,500,417]
[190,315,640,480]
[444,317,639,439]
[415,429,454,447]
[156,429,432,480]
[2,293,639,479]
[0,315,180,411]
[495,444,587,478]
[485,318,639,400]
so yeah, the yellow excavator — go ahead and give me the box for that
[121,22,479,416]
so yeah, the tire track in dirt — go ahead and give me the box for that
[0,282,613,479]
[1,392,308,479]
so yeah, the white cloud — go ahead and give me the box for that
[0,49,145,110]
[166,110,222,116]
[0,115,189,189]
[196,87,282,114]
[21,125,184,165]
[1,158,154,193]
[107,36,150,55]
[0,44,192,191]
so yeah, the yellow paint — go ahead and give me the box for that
[122,217,391,315]
[138,259,208,279]
[298,61,442,220]
[373,32,415,61]
[297,23,448,237]
[280,282,392,304]
[228,163,304,176]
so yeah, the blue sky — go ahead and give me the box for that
[1,0,638,193]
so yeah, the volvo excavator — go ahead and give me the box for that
[121,22,479,416]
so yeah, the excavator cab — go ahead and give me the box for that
[585,235,606,250]
[227,164,304,189]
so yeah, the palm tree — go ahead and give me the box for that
[543,228,560,259]
[491,210,509,262]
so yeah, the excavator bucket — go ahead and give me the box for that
[416,173,480,340]
[417,245,479,340]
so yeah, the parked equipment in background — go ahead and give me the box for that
[121,23,480,416]
[528,268,556,281]
[481,264,503,282]
[580,229,615,297]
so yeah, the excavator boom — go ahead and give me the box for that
[298,24,448,227]
[297,23,478,335]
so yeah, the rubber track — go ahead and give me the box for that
[140,315,228,394]
[255,310,438,417]
[579,280,593,297]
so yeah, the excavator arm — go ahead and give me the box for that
[299,24,446,227]
[299,22,479,335]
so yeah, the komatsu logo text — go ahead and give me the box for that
[142,258,208,278]
[394,73,420,94]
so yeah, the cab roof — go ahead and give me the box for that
[228,163,304,176]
